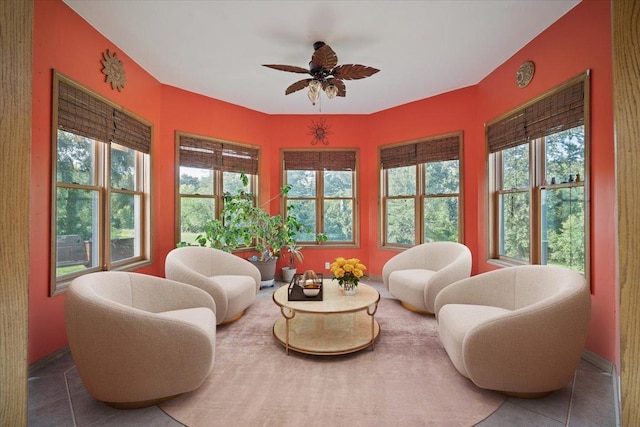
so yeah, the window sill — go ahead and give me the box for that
[486,257,529,269]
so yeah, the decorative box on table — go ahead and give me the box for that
[288,271,323,301]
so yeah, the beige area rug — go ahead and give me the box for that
[160,296,505,427]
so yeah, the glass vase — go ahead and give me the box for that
[342,281,357,296]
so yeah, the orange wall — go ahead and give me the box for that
[30,0,616,365]
[31,0,163,362]
[158,86,271,261]
[473,0,615,362]
[265,115,373,273]
[365,87,480,274]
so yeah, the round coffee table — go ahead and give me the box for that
[272,280,380,355]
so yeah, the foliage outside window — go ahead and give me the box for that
[487,73,589,277]
[52,72,152,295]
[282,150,358,244]
[177,133,259,246]
[380,133,463,247]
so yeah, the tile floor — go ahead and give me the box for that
[28,280,619,427]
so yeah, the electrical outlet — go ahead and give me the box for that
[325,262,330,269]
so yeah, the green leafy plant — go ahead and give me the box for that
[196,175,308,263]
[283,205,308,267]
[315,232,328,245]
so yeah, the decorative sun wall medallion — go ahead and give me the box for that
[308,118,331,145]
[101,50,126,91]
[516,61,535,88]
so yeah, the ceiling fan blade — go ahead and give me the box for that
[262,64,311,74]
[311,44,338,71]
[285,79,312,95]
[326,79,347,97]
[331,64,380,80]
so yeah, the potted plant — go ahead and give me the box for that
[315,232,328,245]
[243,205,286,285]
[196,175,301,286]
[281,205,308,283]
[281,242,302,283]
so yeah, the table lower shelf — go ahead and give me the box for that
[273,310,380,355]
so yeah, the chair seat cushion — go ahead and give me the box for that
[210,275,257,321]
[437,304,512,377]
[388,269,436,311]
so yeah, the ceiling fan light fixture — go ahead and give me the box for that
[308,87,320,105]
[263,42,379,108]
[308,79,322,92]
[325,84,338,99]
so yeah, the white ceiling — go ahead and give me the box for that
[63,0,580,115]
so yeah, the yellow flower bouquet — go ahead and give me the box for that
[330,257,367,289]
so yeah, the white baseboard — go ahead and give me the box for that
[582,348,614,374]
[582,349,621,426]
[28,345,70,376]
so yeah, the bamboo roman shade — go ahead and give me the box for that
[380,134,461,170]
[283,150,356,171]
[57,79,151,154]
[112,110,152,154]
[178,135,259,175]
[487,79,585,153]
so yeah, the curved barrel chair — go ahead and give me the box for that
[165,246,261,325]
[434,265,591,397]
[65,272,216,408]
[382,242,472,314]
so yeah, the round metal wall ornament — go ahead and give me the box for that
[101,50,126,91]
[516,61,535,88]
[308,118,331,145]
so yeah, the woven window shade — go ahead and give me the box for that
[113,110,151,154]
[381,135,460,169]
[179,136,222,169]
[221,144,259,174]
[178,135,258,174]
[487,80,584,153]
[58,80,151,153]
[417,136,460,163]
[58,80,112,144]
[283,151,317,170]
[486,111,527,152]
[380,144,417,170]
[321,151,356,171]
[283,151,356,171]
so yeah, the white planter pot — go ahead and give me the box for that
[282,267,297,283]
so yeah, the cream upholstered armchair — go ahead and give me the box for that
[65,272,216,408]
[434,265,591,397]
[382,242,472,314]
[165,246,261,325]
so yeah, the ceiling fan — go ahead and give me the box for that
[263,41,380,105]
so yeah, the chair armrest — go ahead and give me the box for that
[434,268,518,317]
[423,251,472,312]
[166,259,227,319]
[209,251,261,293]
[382,246,425,288]
[128,273,216,313]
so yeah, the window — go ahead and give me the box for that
[380,133,463,247]
[282,150,358,244]
[52,72,152,295]
[176,133,259,245]
[487,73,589,276]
